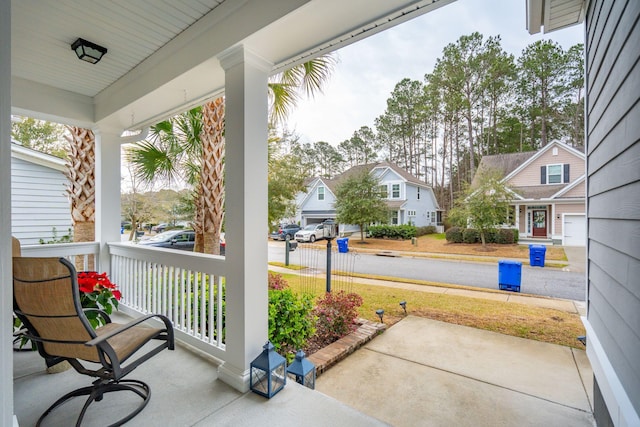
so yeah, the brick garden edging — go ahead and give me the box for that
[307,318,387,376]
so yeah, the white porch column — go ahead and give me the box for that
[217,45,271,392]
[94,128,123,274]
[0,0,14,424]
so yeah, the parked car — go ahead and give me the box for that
[295,223,325,243]
[139,229,195,251]
[270,224,301,241]
[152,223,170,233]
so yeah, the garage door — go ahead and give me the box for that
[563,214,586,246]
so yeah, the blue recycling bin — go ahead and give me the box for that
[498,260,522,292]
[529,244,547,267]
[337,237,349,253]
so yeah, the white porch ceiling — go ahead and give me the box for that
[526,0,585,35]
[11,0,455,131]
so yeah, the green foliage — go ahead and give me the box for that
[268,288,316,361]
[312,291,363,347]
[334,170,388,241]
[496,228,516,244]
[416,225,437,236]
[11,116,67,158]
[445,227,464,243]
[268,130,308,228]
[368,224,417,240]
[39,227,73,244]
[462,228,479,243]
[449,168,512,246]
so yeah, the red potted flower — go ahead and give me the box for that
[77,271,121,328]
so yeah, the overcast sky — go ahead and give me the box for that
[285,0,584,146]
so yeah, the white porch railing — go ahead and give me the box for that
[19,241,100,271]
[108,242,227,362]
[19,241,228,364]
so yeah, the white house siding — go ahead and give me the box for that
[11,156,72,245]
[403,184,438,227]
[508,145,585,187]
[585,0,640,425]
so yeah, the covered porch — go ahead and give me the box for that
[1,1,458,425]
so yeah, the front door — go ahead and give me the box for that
[532,210,547,237]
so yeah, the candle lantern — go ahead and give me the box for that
[286,350,316,389]
[250,341,287,398]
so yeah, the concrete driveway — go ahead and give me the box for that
[316,316,594,427]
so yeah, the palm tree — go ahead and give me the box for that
[65,126,96,269]
[129,55,335,254]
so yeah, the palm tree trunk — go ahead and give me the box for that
[65,126,96,270]
[199,98,226,255]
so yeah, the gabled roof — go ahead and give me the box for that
[472,151,536,188]
[11,142,66,172]
[473,142,585,188]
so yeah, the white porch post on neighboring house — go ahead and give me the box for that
[0,0,14,425]
[94,128,123,274]
[217,45,271,392]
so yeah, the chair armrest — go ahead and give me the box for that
[84,314,173,347]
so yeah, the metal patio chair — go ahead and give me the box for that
[13,256,175,426]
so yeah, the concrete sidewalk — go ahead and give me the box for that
[316,316,594,427]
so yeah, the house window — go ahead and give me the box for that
[541,164,570,184]
[378,185,388,198]
[391,184,400,198]
[430,212,436,224]
[391,211,399,225]
[547,164,562,184]
[417,187,421,200]
[317,186,325,201]
[407,210,416,217]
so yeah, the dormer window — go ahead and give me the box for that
[378,185,388,198]
[541,164,570,184]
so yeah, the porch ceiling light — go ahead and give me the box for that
[71,38,107,64]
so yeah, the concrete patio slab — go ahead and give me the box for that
[317,316,594,427]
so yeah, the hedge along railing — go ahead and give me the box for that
[108,242,227,361]
[19,241,100,271]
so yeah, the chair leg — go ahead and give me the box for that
[36,379,151,427]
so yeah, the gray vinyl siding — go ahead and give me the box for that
[11,156,72,244]
[586,0,640,416]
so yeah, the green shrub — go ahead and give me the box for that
[497,228,516,244]
[484,228,498,244]
[512,228,519,242]
[369,224,417,239]
[445,226,463,243]
[268,289,315,361]
[312,291,363,347]
[416,225,437,236]
[463,228,479,243]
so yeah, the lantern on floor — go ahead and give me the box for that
[250,341,287,398]
[286,350,316,389]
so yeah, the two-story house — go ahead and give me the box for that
[295,161,441,235]
[473,141,586,246]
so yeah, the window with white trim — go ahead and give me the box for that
[541,164,569,184]
[391,183,400,198]
[378,185,388,198]
[317,186,325,200]
[430,212,436,224]
[417,187,421,200]
[407,210,416,217]
[391,210,399,225]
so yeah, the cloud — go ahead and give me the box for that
[286,0,584,146]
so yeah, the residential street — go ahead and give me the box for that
[268,241,586,301]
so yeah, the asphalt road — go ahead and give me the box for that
[268,241,586,301]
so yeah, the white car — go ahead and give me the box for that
[295,223,325,243]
